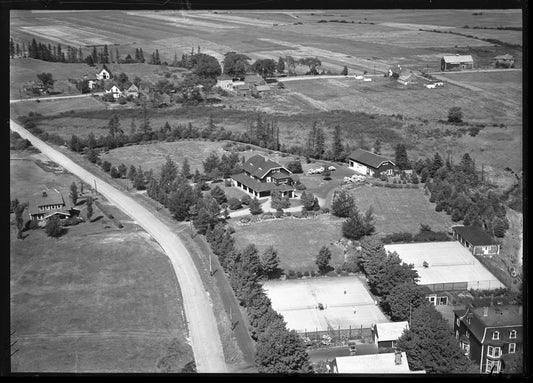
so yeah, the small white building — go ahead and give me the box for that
[373,321,409,348]
[348,149,397,177]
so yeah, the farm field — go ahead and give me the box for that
[99,140,228,174]
[348,184,453,235]
[10,96,107,117]
[231,214,346,273]
[262,277,389,332]
[10,149,193,372]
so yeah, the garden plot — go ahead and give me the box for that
[262,277,389,333]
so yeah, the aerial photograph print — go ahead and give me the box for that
[7,0,525,376]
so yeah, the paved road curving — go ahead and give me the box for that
[10,119,227,373]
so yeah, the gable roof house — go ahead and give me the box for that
[252,84,271,97]
[28,190,80,222]
[96,65,112,80]
[452,225,500,256]
[123,82,139,98]
[387,64,402,78]
[348,149,397,177]
[493,54,515,68]
[372,321,409,348]
[328,351,425,374]
[104,83,123,99]
[441,55,474,71]
[454,305,523,373]
[234,83,252,96]
[397,70,418,86]
[231,154,295,198]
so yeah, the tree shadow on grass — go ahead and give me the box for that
[89,215,104,223]
[267,267,285,280]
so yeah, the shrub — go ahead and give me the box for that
[224,179,232,187]
[287,269,296,279]
[303,271,310,277]
[228,197,242,210]
[24,220,39,230]
[241,194,252,205]
[321,207,330,214]
[296,271,303,278]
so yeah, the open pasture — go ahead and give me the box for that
[10,150,192,372]
[100,140,228,174]
[262,277,389,332]
[231,214,345,273]
[348,184,453,235]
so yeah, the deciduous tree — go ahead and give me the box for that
[249,197,263,215]
[256,326,310,373]
[45,215,63,237]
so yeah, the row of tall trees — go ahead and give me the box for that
[305,123,351,162]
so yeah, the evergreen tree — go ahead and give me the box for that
[331,189,356,217]
[374,139,381,155]
[181,158,191,179]
[276,57,285,74]
[70,182,78,205]
[133,166,146,190]
[342,210,367,240]
[332,125,345,161]
[261,246,280,278]
[341,65,348,75]
[249,197,263,215]
[316,246,332,275]
[395,144,409,170]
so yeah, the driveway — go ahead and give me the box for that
[10,119,227,373]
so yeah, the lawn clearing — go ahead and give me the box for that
[10,97,107,118]
[231,214,346,273]
[262,277,389,332]
[10,150,192,372]
[100,140,228,174]
[348,184,453,235]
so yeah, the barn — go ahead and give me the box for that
[348,149,397,177]
[441,55,474,71]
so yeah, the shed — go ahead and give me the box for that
[348,149,396,177]
[452,225,500,256]
[372,321,409,348]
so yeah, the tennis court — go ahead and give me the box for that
[384,241,505,290]
[262,276,389,333]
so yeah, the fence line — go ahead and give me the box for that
[298,325,373,343]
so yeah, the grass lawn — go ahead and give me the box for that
[10,97,107,118]
[348,184,453,235]
[99,140,228,174]
[231,214,346,273]
[10,150,192,372]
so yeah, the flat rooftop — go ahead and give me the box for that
[384,242,504,290]
[333,352,424,374]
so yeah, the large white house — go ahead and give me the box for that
[348,149,397,177]
[96,66,112,80]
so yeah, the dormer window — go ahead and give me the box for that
[492,331,500,340]
[509,330,517,339]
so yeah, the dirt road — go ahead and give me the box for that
[10,119,227,373]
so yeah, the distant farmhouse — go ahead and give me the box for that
[28,190,79,222]
[328,351,425,374]
[441,55,474,71]
[397,69,418,86]
[123,82,140,98]
[215,73,271,97]
[387,64,402,78]
[96,65,112,80]
[452,225,500,256]
[231,154,295,198]
[493,54,515,68]
[104,83,123,99]
[454,305,523,373]
[348,149,397,177]
[372,321,410,348]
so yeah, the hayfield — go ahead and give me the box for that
[231,214,346,273]
[10,97,107,117]
[348,184,453,235]
[99,140,228,174]
[10,150,192,373]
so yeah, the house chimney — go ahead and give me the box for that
[483,307,489,317]
[394,350,402,365]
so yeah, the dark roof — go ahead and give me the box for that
[104,82,121,91]
[242,155,289,179]
[255,84,271,92]
[28,190,72,216]
[271,172,291,180]
[235,84,250,91]
[454,305,523,343]
[349,149,395,169]
[231,173,294,193]
[452,225,495,246]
